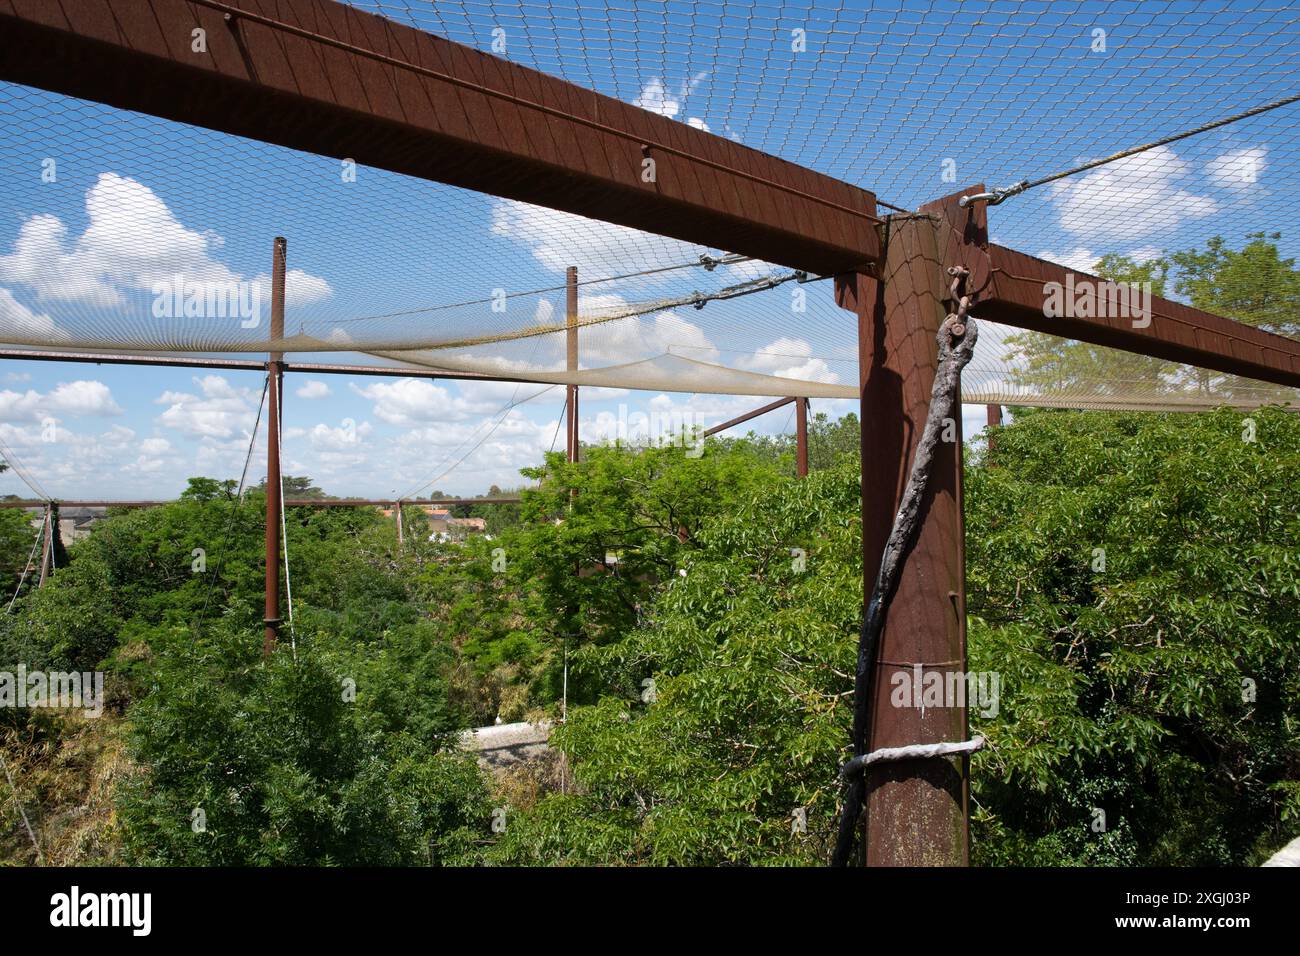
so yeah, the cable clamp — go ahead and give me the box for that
[958,180,1028,208]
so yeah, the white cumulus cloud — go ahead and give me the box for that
[295,379,331,399]
[0,173,332,323]
[1207,146,1266,192]
[155,374,259,439]
[0,379,122,422]
[1049,145,1216,241]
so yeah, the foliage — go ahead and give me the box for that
[491,463,862,864]
[0,507,37,603]
[1170,232,1300,337]
[405,439,791,722]
[4,406,1298,867]
[116,623,490,866]
[1,476,494,865]
[497,407,1300,866]
[967,406,1300,864]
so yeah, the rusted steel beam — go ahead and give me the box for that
[703,396,796,436]
[923,191,1300,389]
[835,186,976,866]
[0,498,523,508]
[0,349,526,383]
[0,349,269,372]
[986,404,1002,428]
[0,0,881,274]
[975,244,1300,389]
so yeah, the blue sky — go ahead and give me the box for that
[0,1,1294,499]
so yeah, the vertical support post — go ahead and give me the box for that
[565,266,579,463]
[395,501,404,548]
[264,236,286,659]
[985,403,1003,460]
[835,188,978,865]
[37,503,52,587]
[796,397,809,477]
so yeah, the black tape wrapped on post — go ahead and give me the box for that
[832,266,979,867]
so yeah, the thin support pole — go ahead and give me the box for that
[36,505,51,588]
[565,266,579,463]
[796,397,809,477]
[986,404,1003,427]
[264,236,286,659]
[395,501,404,548]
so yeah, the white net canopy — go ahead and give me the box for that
[0,0,1297,410]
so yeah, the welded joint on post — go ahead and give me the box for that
[841,736,986,777]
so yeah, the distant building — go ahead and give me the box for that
[28,505,105,542]
[429,514,486,542]
[60,507,105,541]
[385,503,488,541]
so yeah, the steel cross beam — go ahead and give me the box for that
[0,349,534,384]
[0,498,523,508]
[920,197,1300,388]
[701,395,810,476]
[0,0,880,275]
[982,243,1300,386]
[702,396,796,436]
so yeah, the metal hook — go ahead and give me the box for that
[958,180,1029,208]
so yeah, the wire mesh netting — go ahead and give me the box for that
[0,0,1297,410]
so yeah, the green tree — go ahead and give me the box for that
[491,462,860,865]
[179,476,238,502]
[1171,232,1300,338]
[495,408,1300,866]
[117,623,490,865]
[0,507,37,601]
[258,475,327,499]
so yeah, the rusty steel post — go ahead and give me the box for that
[37,504,52,587]
[796,397,809,477]
[395,500,404,548]
[986,404,1003,427]
[566,266,579,463]
[264,236,286,658]
[835,187,980,866]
